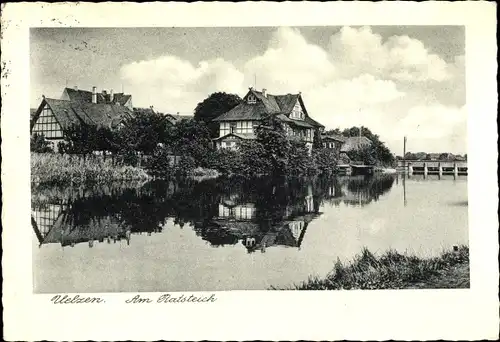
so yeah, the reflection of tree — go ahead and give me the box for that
[33,175,353,249]
[321,175,395,207]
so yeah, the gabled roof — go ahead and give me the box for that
[340,136,373,152]
[63,88,132,106]
[32,98,135,132]
[213,89,324,128]
[321,133,347,142]
[213,102,269,121]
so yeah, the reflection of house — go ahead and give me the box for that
[31,201,160,248]
[218,202,256,220]
[30,86,135,151]
[32,203,68,240]
[197,186,320,252]
[212,87,324,152]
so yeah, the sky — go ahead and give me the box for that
[30,26,466,155]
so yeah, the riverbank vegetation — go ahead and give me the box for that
[31,153,150,186]
[273,245,469,290]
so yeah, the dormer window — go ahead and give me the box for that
[247,94,256,104]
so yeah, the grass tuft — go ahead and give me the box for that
[273,245,469,290]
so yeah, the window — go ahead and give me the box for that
[235,121,253,134]
[220,122,230,136]
[291,101,303,120]
[247,95,256,104]
[32,105,64,139]
[221,142,226,148]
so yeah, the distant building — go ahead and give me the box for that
[133,107,193,125]
[61,86,133,110]
[340,136,372,153]
[212,87,324,152]
[321,133,346,158]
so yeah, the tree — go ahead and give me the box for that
[58,123,99,156]
[194,92,242,137]
[170,119,213,167]
[30,133,53,153]
[347,145,377,166]
[324,128,342,136]
[119,111,171,155]
[255,114,291,175]
[342,126,395,166]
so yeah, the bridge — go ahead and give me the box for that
[396,160,468,176]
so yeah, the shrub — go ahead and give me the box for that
[30,133,53,153]
[313,148,338,175]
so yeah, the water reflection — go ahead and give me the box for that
[31,175,396,250]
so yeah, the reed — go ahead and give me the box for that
[31,153,151,186]
[272,245,469,290]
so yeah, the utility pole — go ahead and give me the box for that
[403,136,407,173]
[403,136,407,159]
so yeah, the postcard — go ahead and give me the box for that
[2,2,498,341]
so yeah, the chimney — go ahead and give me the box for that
[262,88,267,97]
[74,85,78,90]
[110,89,114,102]
[92,86,97,104]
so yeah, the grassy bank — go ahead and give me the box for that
[273,245,469,290]
[31,153,151,186]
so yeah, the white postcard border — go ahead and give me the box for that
[1,2,498,340]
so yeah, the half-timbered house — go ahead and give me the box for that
[212,88,324,152]
[30,87,135,152]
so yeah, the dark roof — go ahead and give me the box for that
[321,133,346,142]
[213,89,324,128]
[340,136,373,152]
[166,113,194,122]
[213,102,269,121]
[32,98,134,131]
[63,88,132,106]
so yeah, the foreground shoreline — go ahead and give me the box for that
[272,245,469,290]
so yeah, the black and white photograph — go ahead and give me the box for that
[2,2,498,341]
[30,25,469,292]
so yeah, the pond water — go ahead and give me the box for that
[32,174,468,292]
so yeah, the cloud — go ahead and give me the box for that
[120,56,244,113]
[243,27,335,93]
[117,26,465,154]
[389,104,467,154]
[329,26,451,82]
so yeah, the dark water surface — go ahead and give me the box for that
[32,174,468,292]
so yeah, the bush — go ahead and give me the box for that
[288,142,316,176]
[208,148,242,175]
[30,133,53,153]
[313,148,338,175]
[147,146,174,176]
